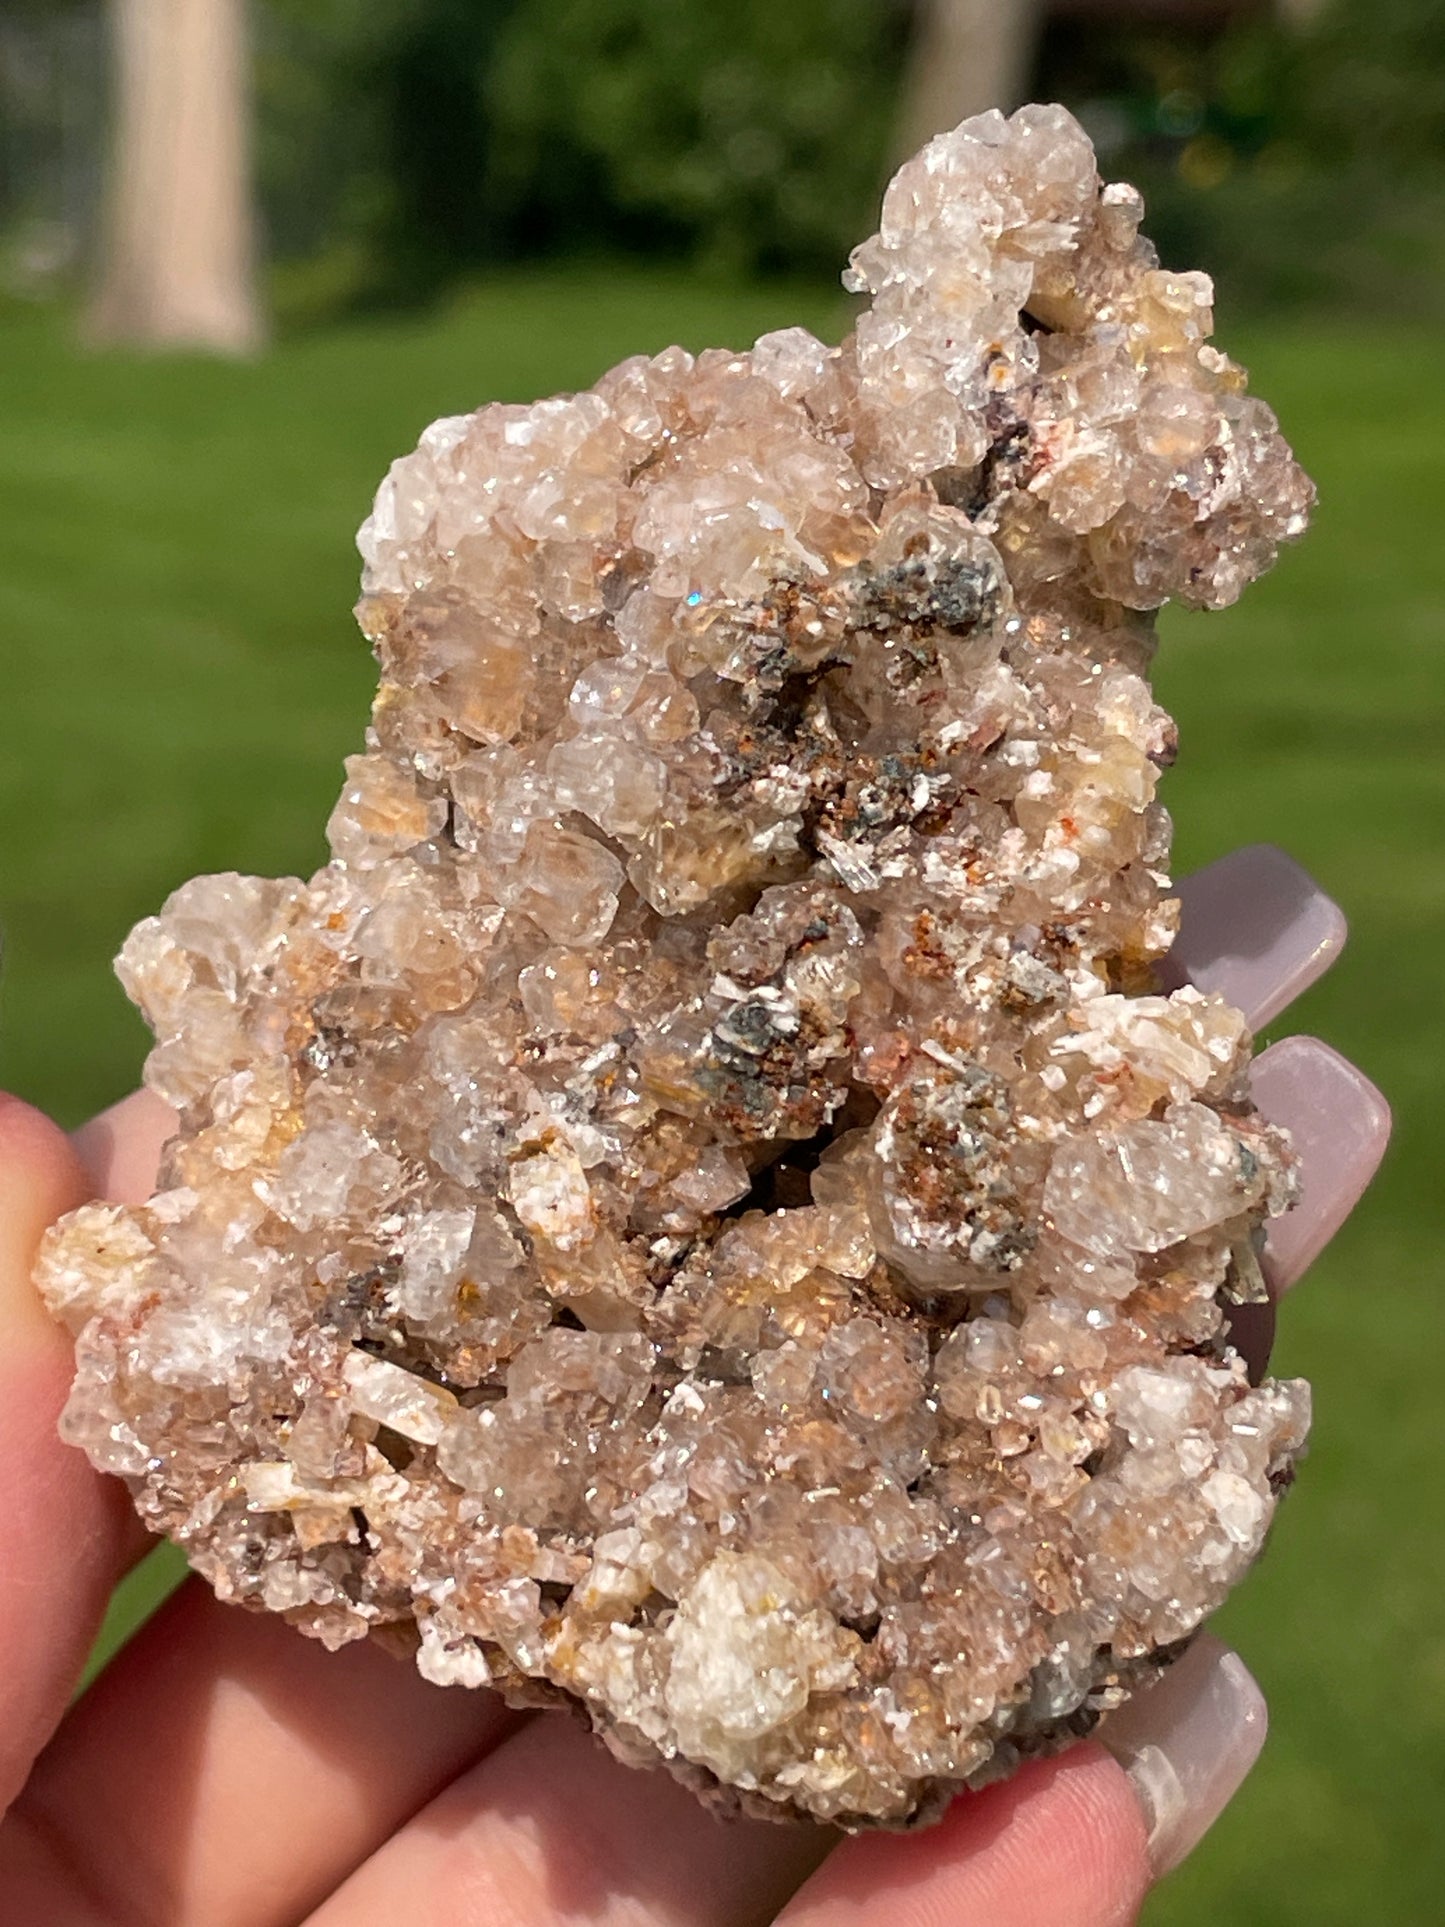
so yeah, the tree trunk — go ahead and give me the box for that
[89,0,263,353]
[893,0,1044,164]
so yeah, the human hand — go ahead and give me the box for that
[0,845,1389,1927]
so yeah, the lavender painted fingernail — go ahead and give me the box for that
[1163,845,1346,1029]
[1254,1036,1392,1292]
[1101,1635,1268,1878]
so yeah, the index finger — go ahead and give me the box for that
[71,1087,177,1209]
[0,1096,149,1811]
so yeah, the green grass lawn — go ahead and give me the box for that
[1,273,1440,1922]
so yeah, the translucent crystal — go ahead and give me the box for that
[37,105,1313,1830]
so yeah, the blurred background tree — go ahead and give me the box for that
[258,0,1445,321]
[89,0,263,352]
[894,2,1043,160]
[3,0,1442,326]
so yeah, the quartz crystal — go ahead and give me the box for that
[38,105,1314,1829]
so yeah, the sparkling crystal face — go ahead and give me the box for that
[38,106,1314,1828]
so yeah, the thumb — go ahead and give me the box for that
[0,1094,144,1811]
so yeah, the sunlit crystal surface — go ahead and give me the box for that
[39,106,1314,1828]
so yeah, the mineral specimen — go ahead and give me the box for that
[38,105,1315,1829]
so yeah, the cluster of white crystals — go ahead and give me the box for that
[38,106,1313,1828]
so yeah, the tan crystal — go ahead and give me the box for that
[38,105,1313,1829]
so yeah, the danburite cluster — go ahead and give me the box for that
[39,106,1314,1828]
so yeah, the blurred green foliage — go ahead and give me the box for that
[1042,0,1445,315]
[483,0,904,274]
[246,0,1445,320]
[0,270,1441,1921]
[9,1,1443,318]
[255,0,903,313]
[258,0,523,307]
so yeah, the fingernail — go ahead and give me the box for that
[1253,1036,1392,1292]
[1100,1635,1268,1878]
[1162,844,1346,1029]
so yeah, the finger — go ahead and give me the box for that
[1255,1037,1391,1291]
[772,1747,1148,1927]
[770,1634,1263,1919]
[0,1096,142,1811]
[0,1580,526,1927]
[71,1087,177,1207]
[777,1638,1263,1927]
[306,1711,834,1927]
[1222,1037,1389,1382]
[303,1556,1265,1927]
[1162,850,1383,1380]
[17,856,1364,1913]
[8,1084,530,1926]
[1097,1636,1268,1883]
[1164,844,1347,1028]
